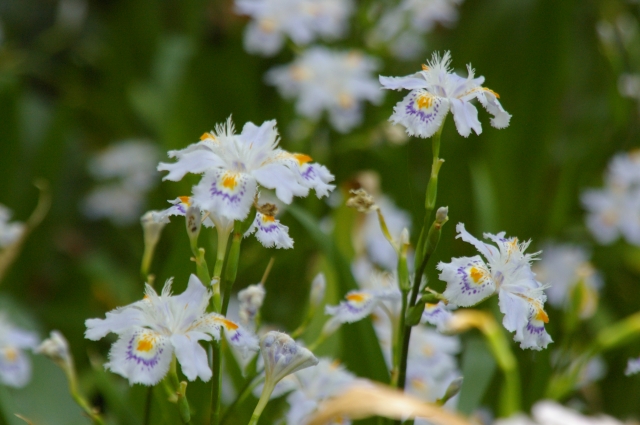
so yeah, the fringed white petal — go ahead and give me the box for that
[379,74,428,91]
[438,256,495,307]
[171,334,212,382]
[477,89,512,129]
[389,90,450,138]
[192,170,257,221]
[245,213,294,249]
[158,147,223,181]
[450,98,482,137]
[85,307,147,340]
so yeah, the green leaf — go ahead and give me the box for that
[457,336,497,415]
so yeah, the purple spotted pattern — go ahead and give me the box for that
[456,262,492,297]
[405,91,443,125]
[126,333,163,369]
[209,175,247,207]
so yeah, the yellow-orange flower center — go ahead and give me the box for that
[416,93,433,109]
[137,336,155,352]
[222,174,239,190]
[346,293,367,303]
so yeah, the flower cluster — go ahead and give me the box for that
[266,47,383,132]
[582,151,640,246]
[157,118,334,248]
[85,275,258,385]
[437,223,552,350]
[235,0,353,56]
[380,51,511,138]
[82,140,160,226]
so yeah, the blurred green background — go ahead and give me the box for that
[1,0,640,424]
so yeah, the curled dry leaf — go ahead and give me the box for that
[307,382,474,425]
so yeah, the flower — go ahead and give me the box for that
[82,140,160,226]
[85,275,258,385]
[0,205,24,248]
[532,243,602,318]
[286,358,359,425]
[495,400,625,425]
[260,331,318,387]
[437,223,552,350]
[582,151,640,245]
[157,118,335,222]
[369,0,464,60]
[310,273,326,308]
[235,0,353,56]
[379,51,511,138]
[238,283,266,327]
[0,314,38,388]
[325,287,401,325]
[421,301,454,332]
[244,213,294,249]
[266,47,383,132]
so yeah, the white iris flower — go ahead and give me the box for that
[0,205,24,249]
[379,51,511,138]
[85,275,258,385]
[158,118,334,222]
[0,314,38,388]
[437,223,552,350]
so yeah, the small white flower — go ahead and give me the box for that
[310,273,326,307]
[0,205,25,248]
[582,151,640,245]
[266,47,383,132]
[325,288,401,324]
[286,358,358,425]
[370,0,464,60]
[533,243,602,318]
[626,356,640,376]
[0,315,38,388]
[261,331,318,387]
[238,283,266,327]
[235,0,353,56]
[380,51,511,138]
[36,330,72,371]
[245,213,294,249]
[496,400,625,425]
[437,223,552,350]
[158,118,334,222]
[421,301,453,332]
[85,275,258,385]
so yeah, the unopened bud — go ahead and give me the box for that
[346,189,377,213]
[261,331,318,387]
[400,228,410,246]
[141,210,168,276]
[437,377,463,406]
[238,284,266,327]
[435,206,449,227]
[310,273,326,308]
[36,330,73,372]
[185,206,202,251]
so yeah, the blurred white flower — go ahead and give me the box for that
[0,205,25,248]
[438,223,552,350]
[286,358,359,425]
[235,0,353,56]
[380,51,511,138]
[158,118,334,222]
[85,275,258,385]
[83,140,160,226]
[36,330,72,371]
[582,151,640,245]
[266,47,383,132]
[619,73,640,105]
[532,243,602,318]
[238,283,266,328]
[495,400,625,425]
[370,0,464,60]
[0,314,38,388]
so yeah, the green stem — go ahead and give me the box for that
[212,226,232,312]
[66,362,105,425]
[210,340,223,425]
[248,381,275,425]
[221,222,243,316]
[143,387,153,425]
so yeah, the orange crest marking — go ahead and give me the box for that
[178,196,191,206]
[200,132,211,141]
[217,317,239,331]
[293,153,313,165]
[469,267,485,283]
[535,307,549,324]
[222,174,239,190]
[346,293,367,303]
[416,93,433,110]
[261,215,276,223]
[137,335,155,352]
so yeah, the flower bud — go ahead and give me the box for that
[238,284,266,327]
[185,206,202,252]
[310,273,326,308]
[435,206,449,227]
[140,210,168,276]
[261,331,318,387]
[36,330,72,371]
[346,189,377,213]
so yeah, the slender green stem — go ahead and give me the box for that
[395,119,447,403]
[221,223,243,316]
[143,386,153,425]
[212,226,232,312]
[65,361,105,425]
[210,340,223,425]
[248,381,275,425]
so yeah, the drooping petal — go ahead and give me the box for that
[275,152,335,198]
[171,334,212,382]
[389,90,450,138]
[516,297,552,350]
[245,213,294,249]
[0,347,31,388]
[158,147,224,181]
[497,290,530,339]
[105,328,173,386]
[192,170,257,221]
[450,98,482,137]
[85,307,147,340]
[252,163,309,204]
[379,74,428,91]
[477,89,511,129]
[438,256,496,307]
